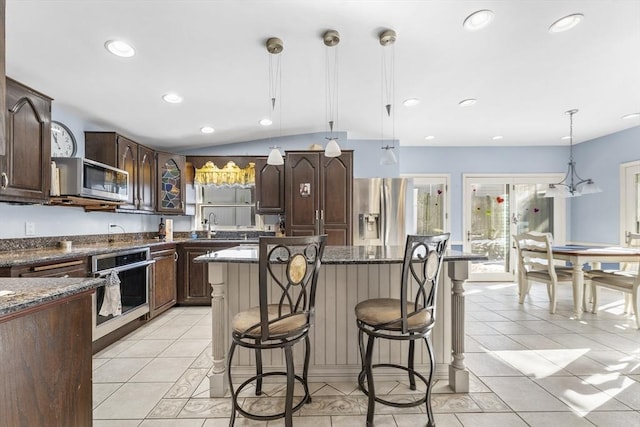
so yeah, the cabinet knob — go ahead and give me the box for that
[174,252,179,262]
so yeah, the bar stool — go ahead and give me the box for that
[356,233,450,427]
[227,235,326,427]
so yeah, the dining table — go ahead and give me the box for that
[548,245,640,318]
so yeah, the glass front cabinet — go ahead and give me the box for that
[156,152,186,214]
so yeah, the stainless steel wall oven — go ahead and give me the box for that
[91,248,154,341]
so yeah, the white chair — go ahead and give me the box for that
[513,232,575,314]
[588,232,640,328]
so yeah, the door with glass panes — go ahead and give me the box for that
[463,175,566,281]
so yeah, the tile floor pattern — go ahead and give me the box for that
[93,282,640,426]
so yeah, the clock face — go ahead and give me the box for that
[51,121,77,157]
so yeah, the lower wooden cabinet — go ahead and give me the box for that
[150,243,177,317]
[0,257,88,278]
[0,291,93,426]
[177,242,236,305]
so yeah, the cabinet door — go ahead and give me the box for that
[321,152,353,245]
[177,246,209,305]
[116,136,138,209]
[285,152,321,237]
[156,151,186,214]
[150,247,177,317]
[138,144,156,212]
[0,79,51,203]
[255,157,284,214]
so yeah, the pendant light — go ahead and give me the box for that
[379,29,397,165]
[266,37,284,165]
[323,30,342,158]
[544,109,601,197]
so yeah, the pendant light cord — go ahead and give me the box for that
[326,45,339,136]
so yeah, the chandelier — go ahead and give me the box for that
[544,109,601,198]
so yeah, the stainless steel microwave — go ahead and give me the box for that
[53,157,129,202]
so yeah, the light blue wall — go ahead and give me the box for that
[2,101,637,242]
[570,126,640,244]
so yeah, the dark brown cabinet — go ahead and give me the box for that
[0,78,51,203]
[0,257,88,278]
[150,243,177,318]
[177,241,236,305]
[255,156,284,214]
[156,151,186,214]
[85,132,156,211]
[285,150,353,245]
[0,291,93,426]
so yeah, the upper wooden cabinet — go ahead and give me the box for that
[254,156,284,214]
[156,151,186,214]
[285,150,352,245]
[85,132,155,211]
[0,78,52,203]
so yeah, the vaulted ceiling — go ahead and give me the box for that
[6,0,640,151]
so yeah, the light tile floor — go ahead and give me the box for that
[93,282,640,426]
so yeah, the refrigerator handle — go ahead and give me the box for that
[381,182,388,246]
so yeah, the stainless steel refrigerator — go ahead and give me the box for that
[353,178,409,246]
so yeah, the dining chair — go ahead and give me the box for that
[226,235,326,427]
[587,232,640,328]
[355,233,450,427]
[513,231,575,314]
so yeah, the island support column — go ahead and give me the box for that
[208,263,228,397]
[448,260,469,392]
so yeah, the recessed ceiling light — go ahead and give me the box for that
[200,126,215,134]
[259,118,273,126]
[425,135,435,140]
[549,13,584,33]
[162,93,183,104]
[104,40,135,58]
[459,98,477,107]
[463,10,495,31]
[622,112,640,120]
[492,135,503,140]
[403,98,420,107]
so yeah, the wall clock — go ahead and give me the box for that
[51,121,77,157]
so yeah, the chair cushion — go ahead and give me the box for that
[527,269,573,282]
[355,298,431,330]
[232,304,307,338]
[590,272,636,289]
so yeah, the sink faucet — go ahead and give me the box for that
[207,212,217,238]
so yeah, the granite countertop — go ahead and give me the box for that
[0,238,259,268]
[0,277,105,317]
[194,245,487,264]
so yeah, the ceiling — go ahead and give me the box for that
[5,1,640,152]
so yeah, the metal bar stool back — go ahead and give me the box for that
[356,233,450,427]
[227,235,326,427]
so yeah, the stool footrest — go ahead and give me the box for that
[358,364,429,408]
[231,371,311,422]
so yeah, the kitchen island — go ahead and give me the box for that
[195,244,484,397]
[0,277,104,427]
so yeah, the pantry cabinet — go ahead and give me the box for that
[0,78,51,203]
[285,150,352,245]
